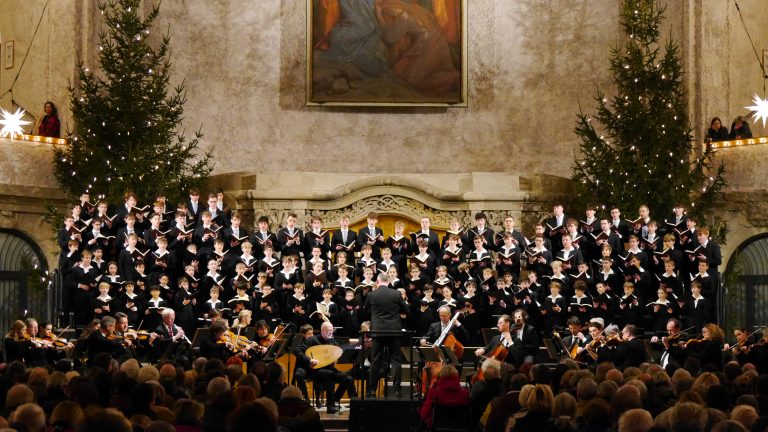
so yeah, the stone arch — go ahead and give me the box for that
[0,229,50,337]
[724,233,768,331]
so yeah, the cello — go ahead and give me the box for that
[421,311,464,393]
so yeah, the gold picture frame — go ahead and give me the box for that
[306,0,468,107]
[4,41,13,69]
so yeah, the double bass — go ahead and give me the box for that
[422,312,464,393]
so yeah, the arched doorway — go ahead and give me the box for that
[0,229,50,337]
[724,233,768,332]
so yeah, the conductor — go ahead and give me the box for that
[364,272,408,397]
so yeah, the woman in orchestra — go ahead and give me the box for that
[4,320,31,363]
[683,323,724,370]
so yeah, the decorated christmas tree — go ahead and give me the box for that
[53,0,213,205]
[572,0,725,220]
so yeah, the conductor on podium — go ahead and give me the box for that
[364,272,408,397]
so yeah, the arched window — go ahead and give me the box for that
[724,233,768,332]
[0,229,50,337]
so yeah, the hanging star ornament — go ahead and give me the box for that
[745,93,768,128]
[0,107,31,140]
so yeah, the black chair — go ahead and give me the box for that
[431,401,472,432]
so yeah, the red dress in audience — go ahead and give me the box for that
[419,373,470,427]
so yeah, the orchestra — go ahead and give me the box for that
[7,195,765,405]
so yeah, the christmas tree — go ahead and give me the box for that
[53,0,213,206]
[572,0,725,220]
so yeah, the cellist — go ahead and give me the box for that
[420,305,470,347]
[474,309,540,368]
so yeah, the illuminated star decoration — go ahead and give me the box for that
[0,107,31,140]
[745,93,768,128]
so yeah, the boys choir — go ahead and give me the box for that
[10,189,767,377]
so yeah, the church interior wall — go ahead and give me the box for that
[2,0,768,271]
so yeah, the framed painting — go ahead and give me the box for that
[306,0,468,107]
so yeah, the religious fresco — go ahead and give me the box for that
[307,0,467,106]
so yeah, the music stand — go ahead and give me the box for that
[542,338,560,362]
[263,333,290,362]
[191,328,209,349]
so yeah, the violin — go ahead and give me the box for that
[124,330,151,341]
[680,337,705,349]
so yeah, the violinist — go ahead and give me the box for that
[39,321,73,363]
[724,327,752,365]
[86,316,125,363]
[199,320,233,361]
[421,306,470,347]
[5,320,32,363]
[251,319,274,357]
[112,312,140,362]
[612,324,647,369]
[683,323,724,370]
[650,318,687,369]
[579,321,605,364]
[24,318,51,367]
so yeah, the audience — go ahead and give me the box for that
[0,352,767,432]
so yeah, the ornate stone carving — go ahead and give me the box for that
[306,194,470,228]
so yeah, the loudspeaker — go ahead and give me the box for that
[348,398,420,432]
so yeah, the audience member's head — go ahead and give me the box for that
[669,401,707,432]
[618,408,653,432]
[10,402,46,432]
[207,377,232,401]
[5,384,34,408]
[50,400,84,431]
[526,384,554,414]
[729,404,758,430]
[576,377,597,401]
[233,386,258,407]
[597,379,618,401]
[227,401,277,432]
[582,398,612,428]
[611,385,642,421]
[174,399,204,427]
[710,420,748,432]
[81,407,132,432]
[551,392,576,419]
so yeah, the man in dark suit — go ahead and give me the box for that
[650,318,687,369]
[364,272,408,397]
[295,321,355,415]
[544,203,569,253]
[186,188,202,227]
[87,316,123,363]
[411,216,440,258]
[467,212,495,251]
[613,324,647,369]
[474,310,539,368]
[609,207,631,248]
[562,317,588,358]
[198,321,232,361]
[356,212,386,259]
[419,305,470,346]
[330,215,357,255]
[151,309,188,363]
